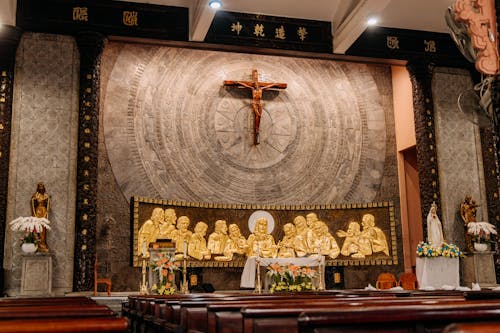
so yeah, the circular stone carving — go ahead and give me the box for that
[102,44,388,205]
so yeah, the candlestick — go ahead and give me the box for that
[255,256,262,294]
[139,255,148,294]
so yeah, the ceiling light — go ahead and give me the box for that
[367,17,379,27]
[209,0,222,9]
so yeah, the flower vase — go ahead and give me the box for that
[473,242,488,252]
[21,243,37,253]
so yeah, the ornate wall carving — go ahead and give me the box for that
[407,61,441,239]
[73,31,106,292]
[102,44,394,206]
[0,25,21,291]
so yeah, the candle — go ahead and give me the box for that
[183,241,187,258]
[256,244,260,258]
[142,242,147,257]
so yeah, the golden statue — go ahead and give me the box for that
[360,213,389,256]
[461,195,479,251]
[277,223,296,258]
[138,207,164,257]
[311,221,340,259]
[188,221,211,260]
[247,217,277,258]
[214,224,248,261]
[292,215,312,257]
[31,182,50,252]
[207,219,229,255]
[337,221,371,258]
[171,216,192,258]
[159,208,177,240]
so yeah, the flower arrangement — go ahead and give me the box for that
[150,251,179,295]
[467,221,497,244]
[9,216,51,245]
[267,263,317,292]
[416,241,463,258]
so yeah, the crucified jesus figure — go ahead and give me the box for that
[224,69,287,145]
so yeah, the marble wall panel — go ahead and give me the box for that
[5,33,79,295]
[433,67,488,249]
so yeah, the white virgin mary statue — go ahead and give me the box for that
[427,202,444,246]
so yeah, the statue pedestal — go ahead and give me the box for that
[21,253,53,296]
[416,257,459,289]
[461,251,496,287]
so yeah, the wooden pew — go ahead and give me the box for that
[297,300,500,333]
[0,317,128,333]
[0,304,114,319]
[0,296,127,333]
[206,294,402,333]
[444,321,500,333]
[241,295,470,333]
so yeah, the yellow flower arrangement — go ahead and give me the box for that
[416,241,463,258]
[267,263,317,292]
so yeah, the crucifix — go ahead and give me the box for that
[223,69,287,145]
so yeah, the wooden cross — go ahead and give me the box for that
[223,69,287,145]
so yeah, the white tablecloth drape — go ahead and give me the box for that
[240,256,325,288]
[415,257,459,289]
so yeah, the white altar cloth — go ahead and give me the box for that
[416,257,459,289]
[240,256,325,288]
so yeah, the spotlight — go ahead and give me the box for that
[366,17,379,26]
[209,0,222,9]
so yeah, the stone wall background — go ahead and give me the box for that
[98,43,401,290]
[433,67,488,250]
[5,33,79,295]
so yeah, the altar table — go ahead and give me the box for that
[240,256,325,289]
[415,257,459,289]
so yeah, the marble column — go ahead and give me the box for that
[73,31,106,291]
[0,25,22,292]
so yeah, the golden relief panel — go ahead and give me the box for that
[132,197,397,268]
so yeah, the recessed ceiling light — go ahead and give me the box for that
[209,0,222,9]
[367,17,379,26]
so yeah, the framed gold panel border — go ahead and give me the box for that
[131,197,397,267]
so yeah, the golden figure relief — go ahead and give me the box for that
[277,223,296,258]
[312,221,340,259]
[171,216,192,259]
[247,217,277,258]
[136,207,391,264]
[159,208,177,239]
[337,221,371,258]
[360,214,389,256]
[215,224,249,261]
[188,222,211,260]
[31,182,50,252]
[138,207,163,257]
[292,215,312,257]
[207,219,229,255]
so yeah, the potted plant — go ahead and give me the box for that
[467,221,497,252]
[9,216,51,253]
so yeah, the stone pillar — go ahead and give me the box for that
[73,31,106,291]
[406,61,441,236]
[0,25,22,293]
